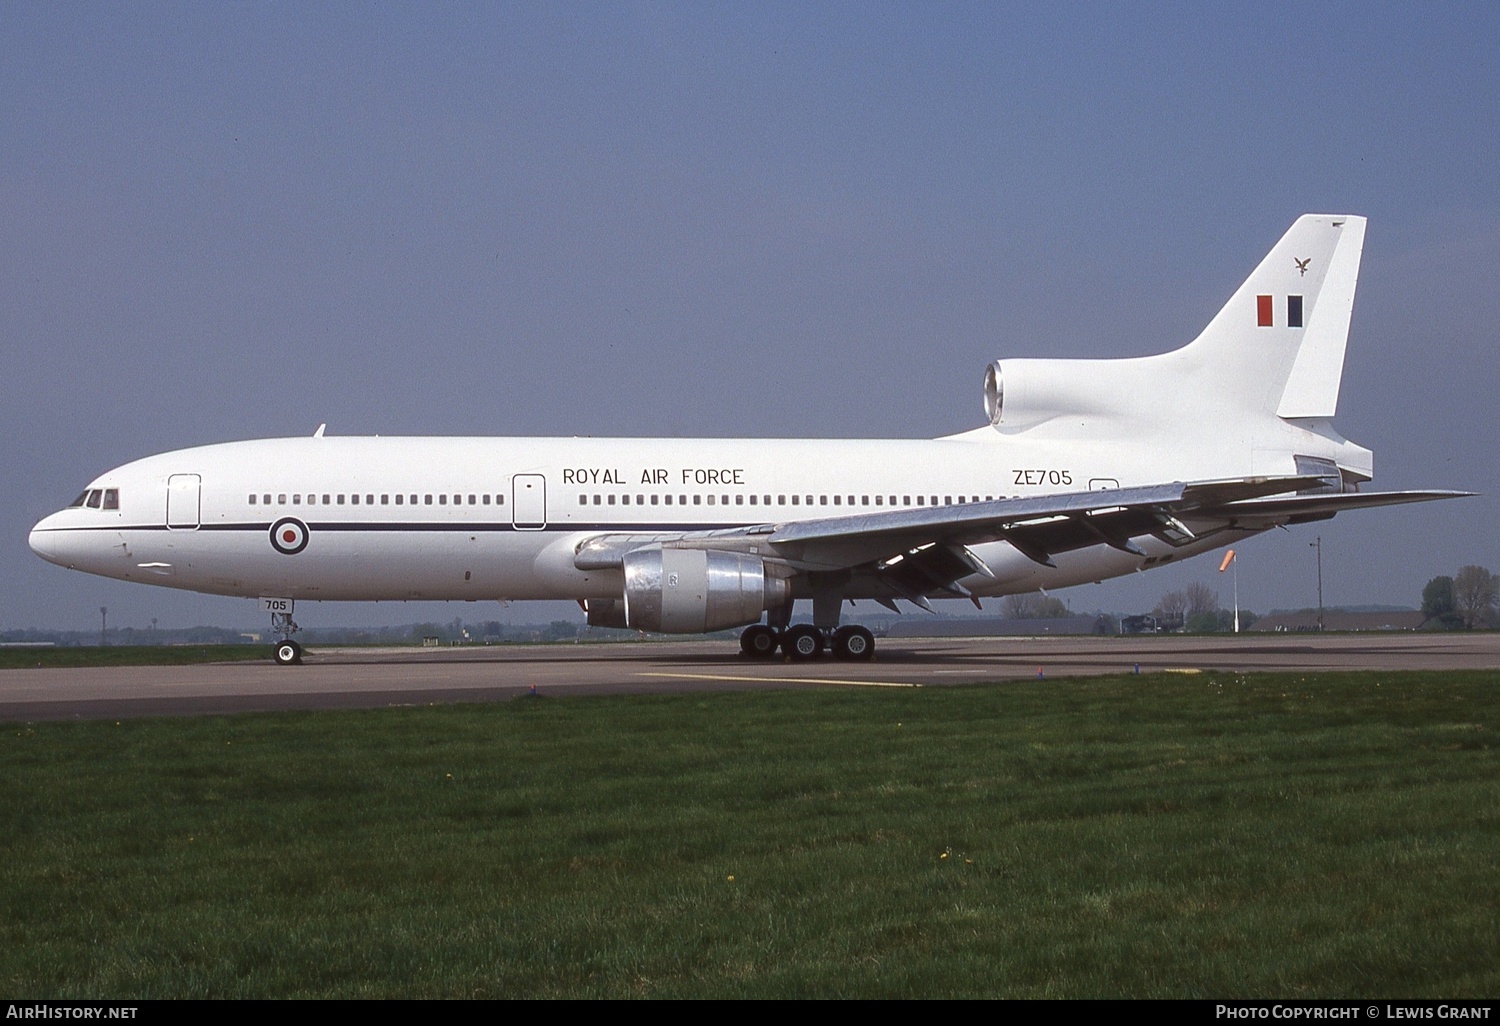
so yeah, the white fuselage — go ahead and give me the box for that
[27,420,1365,608]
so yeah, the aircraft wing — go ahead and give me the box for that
[764,477,1310,560]
[767,480,1473,561]
[752,475,1358,579]
[572,475,1471,600]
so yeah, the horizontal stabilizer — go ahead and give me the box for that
[1199,489,1475,521]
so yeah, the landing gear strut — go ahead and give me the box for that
[736,622,877,662]
[740,624,780,659]
[269,605,302,665]
[831,625,875,660]
[782,624,824,660]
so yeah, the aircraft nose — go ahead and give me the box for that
[30,527,56,563]
[29,514,67,565]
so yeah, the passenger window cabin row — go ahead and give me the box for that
[78,487,996,515]
[249,493,508,507]
[577,493,992,507]
[246,492,997,510]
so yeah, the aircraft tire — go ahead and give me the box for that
[832,625,875,661]
[740,624,780,659]
[274,640,302,666]
[782,625,824,660]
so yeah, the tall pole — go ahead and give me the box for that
[1233,555,1240,634]
[1310,537,1323,631]
[1219,549,1239,633]
[1317,536,1324,630]
[99,606,107,647]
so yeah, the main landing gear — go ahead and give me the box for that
[269,605,303,665]
[739,623,876,662]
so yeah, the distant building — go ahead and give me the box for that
[884,615,1105,638]
[1249,610,1425,632]
[1120,614,1184,634]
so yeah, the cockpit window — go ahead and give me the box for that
[69,491,90,508]
[101,489,119,510]
[85,490,102,509]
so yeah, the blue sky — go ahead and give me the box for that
[3,2,1497,630]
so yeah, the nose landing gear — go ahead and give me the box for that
[267,604,303,665]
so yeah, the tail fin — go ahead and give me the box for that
[1178,214,1366,418]
[966,215,1369,440]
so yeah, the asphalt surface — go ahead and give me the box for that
[4,632,1498,722]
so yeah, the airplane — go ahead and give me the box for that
[29,214,1468,665]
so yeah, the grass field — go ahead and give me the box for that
[0,645,270,670]
[1,670,1496,998]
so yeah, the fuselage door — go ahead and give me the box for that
[512,474,547,531]
[166,474,201,530]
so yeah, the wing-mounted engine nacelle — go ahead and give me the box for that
[619,546,789,634]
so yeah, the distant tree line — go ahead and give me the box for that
[1422,566,1497,629]
[1146,583,1256,633]
[1000,593,1071,619]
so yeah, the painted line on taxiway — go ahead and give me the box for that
[638,672,920,689]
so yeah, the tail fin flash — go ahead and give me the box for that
[1180,214,1367,419]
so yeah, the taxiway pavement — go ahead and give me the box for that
[3,632,1498,722]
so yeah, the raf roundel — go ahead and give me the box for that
[269,517,309,555]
